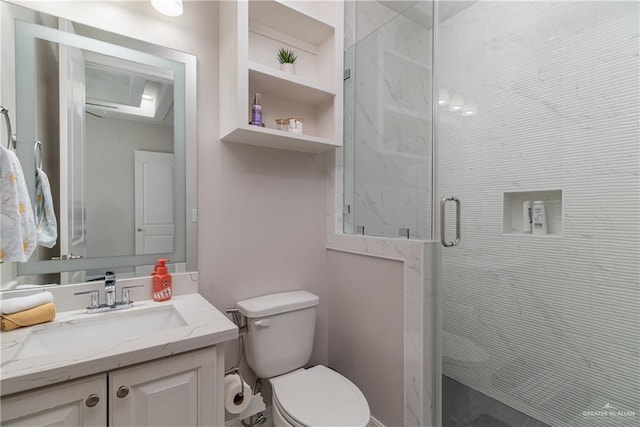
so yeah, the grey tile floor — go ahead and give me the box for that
[442,376,551,427]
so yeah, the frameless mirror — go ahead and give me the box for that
[0,1,197,289]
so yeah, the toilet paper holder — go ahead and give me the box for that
[224,307,267,426]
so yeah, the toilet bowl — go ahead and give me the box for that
[236,291,371,427]
[270,366,370,427]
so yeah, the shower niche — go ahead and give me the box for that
[502,189,563,236]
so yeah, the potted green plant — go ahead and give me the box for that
[277,47,297,74]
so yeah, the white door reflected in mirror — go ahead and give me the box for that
[135,150,175,256]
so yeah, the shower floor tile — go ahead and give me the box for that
[442,376,550,427]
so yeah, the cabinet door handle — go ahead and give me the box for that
[116,386,130,398]
[85,394,100,407]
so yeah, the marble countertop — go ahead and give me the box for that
[1,293,238,396]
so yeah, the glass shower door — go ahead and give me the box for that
[435,1,639,427]
[343,1,433,240]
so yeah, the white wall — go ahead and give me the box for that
[438,2,639,426]
[84,116,173,259]
[327,249,404,427]
[22,0,329,372]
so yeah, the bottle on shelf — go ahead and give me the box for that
[522,201,532,233]
[251,93,262,127]
[532,201,548,235]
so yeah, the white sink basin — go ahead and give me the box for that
[16,305,186,359]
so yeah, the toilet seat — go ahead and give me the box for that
[270,365,370,427]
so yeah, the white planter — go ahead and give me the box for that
[279,63,296,74]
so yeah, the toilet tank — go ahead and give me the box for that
[236,291,319,379]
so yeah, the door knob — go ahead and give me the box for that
[116,386,130,398]
[85,394,100,407]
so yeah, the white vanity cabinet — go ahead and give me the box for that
[1,347,223,427]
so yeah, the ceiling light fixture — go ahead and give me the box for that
[151,0,183,17]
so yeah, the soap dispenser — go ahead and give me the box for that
[152,259,172,302]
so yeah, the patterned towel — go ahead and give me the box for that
[0,145,36,262]
[35,168,57,248]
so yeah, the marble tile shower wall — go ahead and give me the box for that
[438,2,639,426]
[346,3,433,239]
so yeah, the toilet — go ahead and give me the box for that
[236,290,370,427]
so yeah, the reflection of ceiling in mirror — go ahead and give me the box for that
[83,50,174,126]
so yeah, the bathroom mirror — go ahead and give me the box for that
[0,1,197,288]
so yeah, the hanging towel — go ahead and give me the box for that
[35,167,57,248]
[0,302,56,331]
[0,145,37,262]
[0,291,54,314]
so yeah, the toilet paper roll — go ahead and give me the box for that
[224,374,252,414]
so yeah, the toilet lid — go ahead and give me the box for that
[271,366,370,427]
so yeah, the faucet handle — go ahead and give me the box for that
[74,289,100,309]
[119,285,144,306]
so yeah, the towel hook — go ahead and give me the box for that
[0,105,17,150]
[34,140,43,170]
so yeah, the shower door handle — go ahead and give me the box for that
[440,196,461,247]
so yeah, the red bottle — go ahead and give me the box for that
[152,259,172,302]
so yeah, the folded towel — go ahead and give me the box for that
[0,291,54,314]
[0,145,37,262]
[0,302,56,331]
[35,168,57,248]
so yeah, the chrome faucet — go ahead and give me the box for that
[74,272,143,314]
[105,271,116,307]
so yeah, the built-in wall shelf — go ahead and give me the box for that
[222,125,339,154]
[248,61,335,104]
[502,189,563,237]
[220,0,343,153]
[249,0,334,45]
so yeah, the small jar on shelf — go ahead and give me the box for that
[276,118,289,131]
[288,117,303,134]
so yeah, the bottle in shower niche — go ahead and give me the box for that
[522,201,532,233]
[532,201,547,235]
[251,93,262,127]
